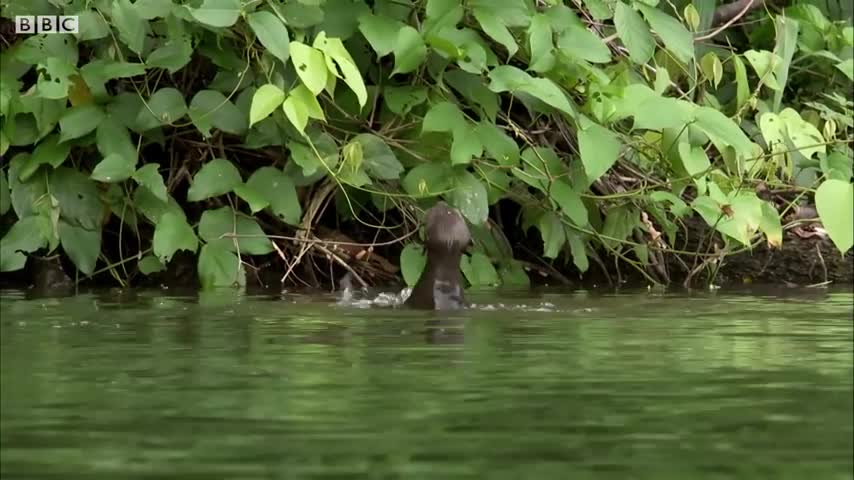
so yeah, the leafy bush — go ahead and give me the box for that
[0,0,851,290]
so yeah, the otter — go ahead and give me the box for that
[405,201,471,310]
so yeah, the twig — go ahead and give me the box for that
[314,242,369,288]
[815,243,828,284]
[220,229,419,248]
[697,0,761,41]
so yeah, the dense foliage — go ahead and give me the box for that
[0,0,852,290]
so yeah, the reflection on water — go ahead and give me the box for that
[1,287,852,479]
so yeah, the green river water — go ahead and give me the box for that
[1,287,852,479]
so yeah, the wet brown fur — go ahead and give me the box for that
[406,202,471,310]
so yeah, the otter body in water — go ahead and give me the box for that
[405,201,471,310]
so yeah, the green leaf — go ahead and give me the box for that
[35,65,70,100]
[498,259,530,287]
[400,243,427,287]
[135,0,174,19]
[461,252,500,287]
[538,211,566,259]
[112,0,146,54]
[186,158,242,202]
[473,7,518,58]
[15,34,78,66]
[630,94,695,130]
[693,107,754,158]
[247,10,291,64]
[392,26,427,76]
[153,211,198,263]
[578,119,622,184]
[291,84,326,122]
[638,4,694,64]
[231,184,269,214]
[189,0,241,27]
[422,101,467,133]
[384,86,428,115]
[188,90,247,136]
[282,2,325,28]
[424,0,464,34]
[289,141,328,177]
[770,16,798,112]
[138,254,165,275]
[81,60,146,85]
[402,162,454,197]
[21,135,71,180]
[820,152,853,182]
[352,134,404,180]
[358,13,401,57]
[515,146,564,191]
[9,154,48,219]
[567,231,589,272]
[290,41,328,95]
[0,216,47,272]
[614,2,655,64]
[76,11,110,41]
[245,167,302,225]
[451,170,489,225]
[133,187,184,224]
[475,122,520,167]
[583,0,612,20]
[557,24,612,64]
[815,179,853,254]
[601,205,637,249]
[479,164,511,205]
[58,221,101,275]
[96,120,137,174]
[59,104,105,143]
[488,66,576,118]
[678,142,711,177]
[91,154,136,183]
[759,201,782,248]
[778,108,825,159]
[700,52,723,88]
[528,13,555,72]
[836,58,854,81]
[445,70,499,121]
[0,170,9,216]
[49,167,103,230]
[316,0,370,39]
[313,32,368,108]
[282,89,312,136]
[692,193,761,246]
[146,38,194,74]
[135,88,188,130]
[451,124,483,165]
[133,164,168,202]
[743,50,782,90]
[732,54,749,110]
[654,67,671,94]
[199,206,274,255]
[549,180,588,227]
[198,243,245,289]
[249,84,286,127]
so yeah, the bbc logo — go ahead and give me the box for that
[14,16,79,34]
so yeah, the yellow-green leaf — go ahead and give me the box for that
[815,179,853,254]
[289,41,329,95]
[249,84,286,127]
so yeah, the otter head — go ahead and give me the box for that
[405,201,471,311]
[423,201,471,253]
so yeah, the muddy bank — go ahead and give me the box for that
[3,221,850,295]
